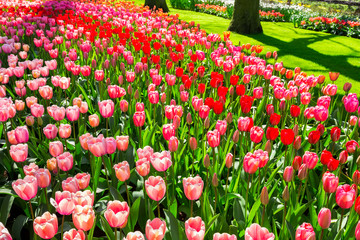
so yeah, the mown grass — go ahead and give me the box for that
[133,0,360,94]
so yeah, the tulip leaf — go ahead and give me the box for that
[0,195,14,225]
[88,216,96,240]
[204,213,220,238]
[164,209,186,240]
[11,214,28,240]
[100,215,115,240]
[129,197,141,231]
[285,220,295,240]
[78,85,94,113]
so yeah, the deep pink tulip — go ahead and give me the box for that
[250,126,264,143]
[98,100,114,118]
[87,135,106,157]
[133,111,146,127]
[356,221,360,240]
[302,151,318,169]
[243,152,260,174]
[336,184,356,209]
[343,93,359,113]
[162,124,175,141]
[237,117,254,132]
[168,136,178,152]
[295,223,315,240]
[30,103,44,118]
[14,126,29,143]
[245,223,275,240]
[215,120,227,136]
[207,129,220,148]
[322,171,338,193]
[0,222,12,240]
[318,208,331,229]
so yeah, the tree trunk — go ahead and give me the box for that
[228,0,262,34]
[144,0,169,12]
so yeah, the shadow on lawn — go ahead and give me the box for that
[244,25,360,83]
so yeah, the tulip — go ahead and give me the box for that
[280,129,294,145]
[162,124,175,141]
[213,233,237,240]
[66,106,80,121]
[243,152,260,174]
[57,152,73,172]
[145,176,166,201]
[72,205,95,231]
[150,151,172,172]
[98,100,115,118]
[356,221,360,240]
[207,130,220,148]
[43,124,58,139]
[185,217,205,240]
[336,184,356,209]
[136,158,150,177]
[63,229,85,240]
[35,168,51,188]
[146,218,166,240]
[168,136,178,152]
[322,171,338,193]
[14,126,29,143]
[49,141,63,157]
[245,223,275,240]
[74,173,90,190]
[87,135,106,157]
[353,170,360,185]
[62,177,80,193]
[133,111,146,127]
[12,175,38,201]
[89,114,100,128]
[183,176,204,201]
[125,231,145,240]
[114,161,130,182]
[283,166,294,182]
[0,222,12,240]
[105,137,116,155]
[260,187,269,206]
[33,212,58,239]
[302,151,318,169]
[116,136,129,151]
[51,191,75,215]
[10,144,28,162]
[104,200,130,228]
[318,208,331,229]
[295,223,315,240]
[346,140,359,154]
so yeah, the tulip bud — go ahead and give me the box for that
[203,154,210,168]
[343,82,352,92]
[298,164,308,180]
[226,113,232,124]
[127,84,132,95]
[161,84,166,93]
[160,93,166,103]
[292,156,302,171]
[229,86,234,96]
[187,113,192,125]
[318,208,331,229]
[37,117,43,126]
[282,185,290,202]
[339,150,348,164]
[204,117,210,129]
[118,75,123,85]
[279,100,286,111]
[232,130,239,143]
[293,136,301,150]
[293,124,299,136]
[353,170,360,185]
[26,116,35,126]
[260,187,269,205]
[265,140,271,153]
[189,137,197,151]
[212,173,218,187]
[357,155,360,166]
[134,90,139,100]
[283,166,294,182]
[225,153,233,168]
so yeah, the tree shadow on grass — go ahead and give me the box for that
[245,26,360,82]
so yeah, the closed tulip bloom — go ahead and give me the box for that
[116,136,129,151]
[79,133,92,151]
[145,176,166,201]
[89,114,100,128]
[59,124,71,139]
[356,221,360,240]
[26,116,35,126]
[33,212,58,239]
[30,103,44,118]
[120,100,129,112]
[238,117,254,132]
[51,191,75,215]
[133,111,146,127]
[353,170,360,185]
[63,229,85,240]
[185,217,205,240]
[87,135,106,157]
[150,151,172,172]
[189,137,198,151]
[343,93,359,113]
[148,91,159,104]
[298,164,308,180]
[283,166,294,182]
[104,201,130,228]
[168,136,179,152]
[105,137,116,155]
[280,129,294,145]
[57,152,73,172]
[7,130,18,145]
[0,222,12,240]
[10,144,28,162]
[346,140,359,154]
[308,131,320,145]
[266,127,279,141]
[74,173,90,190]
[136,158,150,177]
[72,190,94,207]
[207,130,220,148]
[12,175,38,200]
[213,233,237,240]
[14,126,29,143]
[322,171,338,193]
[318,208,331,229]
[114,161,131,182]
[43,124,58,139]
[245,223,275,240]
[35,168,51,188]
[162,124,175,141]
[72,205,95,231]
[295,223,315,240]
[66,106,80,121]
[261,187,269,205]
[146,218,166,240]
[302,151,318,169]
[49,141,63,157]
[336,184,356,209]
[183,176,204,200]
[59,77,70,89]
[225,153,233,168]
[80,102,88,114]
[243,152,260,174]
[269,113,281,126]
[215,120,227,136]
[48,105,65,121]
[125,231,145,240]
[62,177,80,193]
[98,100,114,118]
[330,127,341,142]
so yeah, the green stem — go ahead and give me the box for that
[114,227,117,240]
[339,208,345,231]
[245,174,251,223]
[125,181,130,204]
[190,200,193,218]
[320,229,324,240]
[61,215,65,240]
[157,201,161,218]
[101,156,111,191]
[43,188,50,211]
[262,204,266,226]
[29,200,35,220]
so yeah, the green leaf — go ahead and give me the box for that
[164,209,186,240]
[11,214,28,240]
[285,220,295,240]
[100,215,115,240]
[0,195,14,225]
[204,213,220,238]
[88,216,97,240]
[129,197,141,231]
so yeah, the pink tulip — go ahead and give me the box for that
[0,222,12,240]
[116,136,129,151]
[7,130,18,145]
[66,106,80,121]
[238,117,253,132]
[104,200,130,228]
[49,141,64,157]
[89,114,100,128]
[149,91,159,104]
[133,111,146,127]
[137,146,154,160]
[243,152,260,174]
[145,176,166,201]
[336,184,356,209]
[72,190,94,207]
[162,124,175,141]
[183,176,204,200]
[105,137,116,154]
[356,221,360,240]
[168,136,179,152]
[150,151,172,172]
[56,152,73,172]
[302,151,318,169]
[125,231,145,240]
[98,100,114,118]
[14,126,29,143]
[87,135,106,157]
[72,205,95,231]
[39,85,53,100]
[213,233,237,240]
[62,177,80,193]
[318,208,331,229]
[30,103,44,118]
[207,129,220,148]
[199,105,210,119]
[10,144,28,162]
[33,212,58,239]
[250,126,264,143]
[146,218,166,240]
[346,140,359,154]
[295,223,315,240]
[114,161,130,182]
[63,229,85,240]
[23,163,39,176]
[59,124,71,139]
[74,173,90,190]
[343,93,359,113]
[12,175,38,200]
[120,100,129,112]
[43,124,58,139]
[59,77,70,89]
[35,168,51,188]
[322,171,338,193]
[47,105,65,121]
[185,217,205,240]
[245,223,275,240]
[215,120,227,136]
[283,166,294,182]
[136,158,150,177]
[51,191,75,215]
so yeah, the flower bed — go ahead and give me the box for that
[297,16,360,38]
[0,0,360,239]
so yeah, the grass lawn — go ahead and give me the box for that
[133,0,360,94]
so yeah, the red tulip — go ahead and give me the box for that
[250,126,264,143]
[290,105,301,118]
[269,113,281,125]
[308,130,320,145]
[280,129,294,145]
[266,127,279,141]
